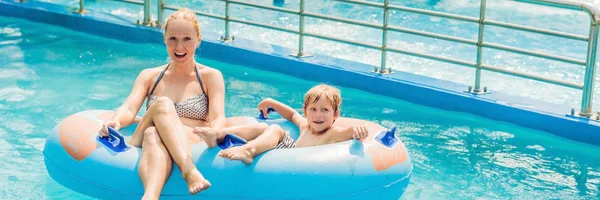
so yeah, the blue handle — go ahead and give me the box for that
[375,125,398,148]
[257,107,277,120]
[109,127,128,150]
[97,126,130,152]
[217,134,248,149]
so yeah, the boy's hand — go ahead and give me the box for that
[352,126,368,140]
[257,98,273,118]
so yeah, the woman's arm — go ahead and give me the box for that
[204,68,227,129]
[109,69,152,129]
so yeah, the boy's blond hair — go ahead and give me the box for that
[303,84,342,115]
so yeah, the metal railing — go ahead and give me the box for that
[67,0,600,118]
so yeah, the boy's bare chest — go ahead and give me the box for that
[295,130,330,147]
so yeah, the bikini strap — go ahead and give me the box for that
[194,64,206,94]
[147,63,170,99]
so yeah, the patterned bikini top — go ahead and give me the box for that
[146,64,209,121]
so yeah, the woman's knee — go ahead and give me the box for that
[143,127,163,146]
[150,97,175,114]
[267,124,285,135]
[256,122,269,131]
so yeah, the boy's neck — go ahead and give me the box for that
[308,125,332,135]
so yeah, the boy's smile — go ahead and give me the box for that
[312,120,324,124]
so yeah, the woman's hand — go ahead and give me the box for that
[99,120,121,137]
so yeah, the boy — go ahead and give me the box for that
[194,84,368,164]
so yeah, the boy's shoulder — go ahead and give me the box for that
[290,113,308,126]
[300,125,344,138]
[327,125,347,135]
[297,122,310,133]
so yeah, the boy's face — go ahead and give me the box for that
[303,95,339,133]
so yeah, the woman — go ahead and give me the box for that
[98,8,264,199]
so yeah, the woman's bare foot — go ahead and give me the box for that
[182,168,211,195]
[218,146,255,165]
[193,127,221,148]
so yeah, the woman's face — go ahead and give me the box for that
[164,19,201,63]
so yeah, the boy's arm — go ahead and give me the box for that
[329,125,368,143]
[258,98,307,126]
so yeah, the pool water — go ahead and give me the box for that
[34,0,600,116]
[1,15,600,199]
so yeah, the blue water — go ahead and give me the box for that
[1,15,600,199]
[35,0,600,115]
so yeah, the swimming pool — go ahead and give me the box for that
[2,12,600,200]
[35,0,600,115]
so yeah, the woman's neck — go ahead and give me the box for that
[169,60,196,75]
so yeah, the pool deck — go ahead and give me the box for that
[1,0,599,146]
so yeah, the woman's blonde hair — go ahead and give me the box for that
[163,8,201,37]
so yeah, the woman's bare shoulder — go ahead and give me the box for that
[197,64,223,82]
[138,64,168,80]
[197,64,221,75]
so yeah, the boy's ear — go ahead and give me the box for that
[334,110,340,119]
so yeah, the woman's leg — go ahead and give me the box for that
[194,122,269,148]
[136,127,172,200]
[128,97,210,194]
[218,124,286,165]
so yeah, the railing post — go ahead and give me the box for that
[469,0,487,94]
[220,0,234,42]
[74,0,87,14]
[298,0,306,56]
[140,0,153,26]
[579,22,600,117]
[290,0,310,57]
[376,0,392,74]
[157,0,165,27]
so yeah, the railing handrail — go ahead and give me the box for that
[517,0,600,23]
[72,0,600,117]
